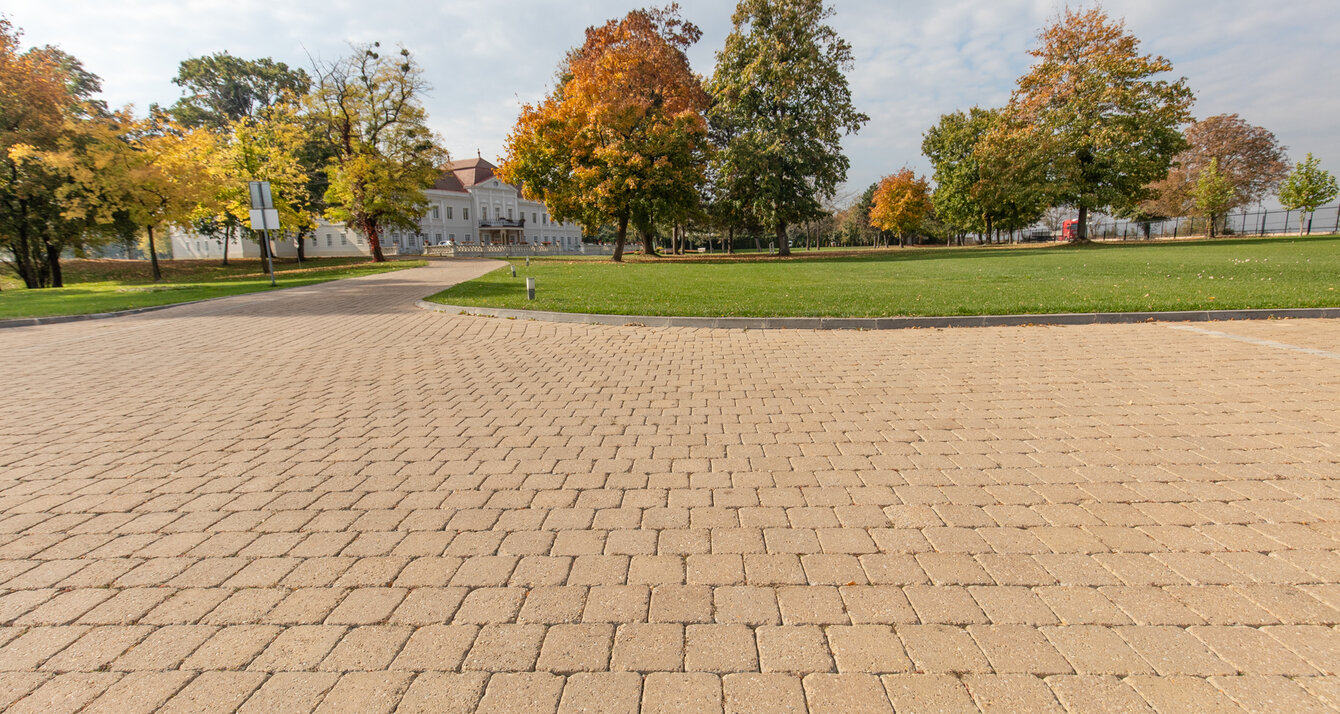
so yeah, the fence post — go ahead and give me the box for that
[1334,203,1340,234]
[1260,210,1267,236]
[1282,210,1290,235]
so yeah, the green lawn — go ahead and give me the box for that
[0,257,426,319]
[429,235,1340,317]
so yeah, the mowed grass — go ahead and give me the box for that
[430,235,1340,317]
[0,257,426,319]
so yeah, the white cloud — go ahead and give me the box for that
[6,0,1336,204]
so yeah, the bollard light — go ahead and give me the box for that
[511,265,517,278]
[526,277,536,300]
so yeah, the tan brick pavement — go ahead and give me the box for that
[2,259,1340,712]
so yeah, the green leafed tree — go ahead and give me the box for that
[1004,7,1194,242]
[708,0,868,257]
[1191,158,1234,237]
[169,52,311,129]
[307,43,447,262]
[1278,154,1338,235]
[922,108,996,237]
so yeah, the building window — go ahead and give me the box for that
[326,234,333,246]
[340,233,348,245]
[481,206,488,219]
[533,212,537,223]
[543,213,548,224]
[466,233,472,242]
[449,233,455,241]
[435,233,443,243]
[508,207,514,220]
[463,207,469,220]
[432,205,440,219]
[446,206,453,220]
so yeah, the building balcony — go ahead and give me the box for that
[479,218,525,228]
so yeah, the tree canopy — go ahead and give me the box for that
[869,169,932,246]
[1144,113,1289,219]
[308,43,446,262]
[1004,7,1194,241]
[500,5,709,262]
[1279,153,1338,234]
[708,0,867,256]
[169,52,311,129]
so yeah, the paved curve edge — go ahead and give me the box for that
[416,300,1340,330]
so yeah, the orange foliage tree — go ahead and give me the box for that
[499,5,709,262]
[1004,7,1193,242]
[869,169,932,247]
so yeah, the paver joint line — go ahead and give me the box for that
[2,261,1339,713]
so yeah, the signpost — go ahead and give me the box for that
[248,181,279,287]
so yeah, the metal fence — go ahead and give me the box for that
[1085,203,1340,241]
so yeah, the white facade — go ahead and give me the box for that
[171,157,583,259]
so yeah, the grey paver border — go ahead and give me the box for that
[417,300,1340,330]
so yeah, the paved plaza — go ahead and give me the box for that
[2,260,1339,713]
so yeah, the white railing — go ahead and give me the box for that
[423,244,615,257]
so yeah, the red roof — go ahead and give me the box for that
[431,157,525,198]
[449,157,497,188]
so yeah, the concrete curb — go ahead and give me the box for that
[416,300,1340,330]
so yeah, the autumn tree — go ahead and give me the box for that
[1279,153,1338,235]
[869,169,932,247]
[1005,7,1193,242]
[0,19,110,288]
[308,43,446,262]
[49,113,216,281]
[1191,158,1234,237]
[1143,114,1289,219]
[501,5,709,262]
[167,52,315,264]
[203,100,315,265]
[708,0,868,257]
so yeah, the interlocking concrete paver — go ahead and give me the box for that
[3,261,1340,711]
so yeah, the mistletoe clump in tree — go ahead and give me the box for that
[500,5,710,262]
[308,43,446,262]
[708,0,868,257]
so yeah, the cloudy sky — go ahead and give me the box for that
[7,0,1338,206]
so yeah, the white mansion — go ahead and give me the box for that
[171,157,583,259]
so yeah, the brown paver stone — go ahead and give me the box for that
[5,262,1340,713]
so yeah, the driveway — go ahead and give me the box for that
[1,260,1338,712]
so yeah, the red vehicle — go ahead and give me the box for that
[1061,219,1079,241]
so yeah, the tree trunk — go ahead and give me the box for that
[727,226,735,254]
[146,225,162,282]
[639,225,658,256]
[611,215,629,262]
[45,240,63,288]
[753,233,761,251]
[1075,206,1090,243]
[297,231,307,263]
[367,222,387,262]
[221,223,231,266]
[775,222,790,257]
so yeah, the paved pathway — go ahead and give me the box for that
[2,260,1339,713]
